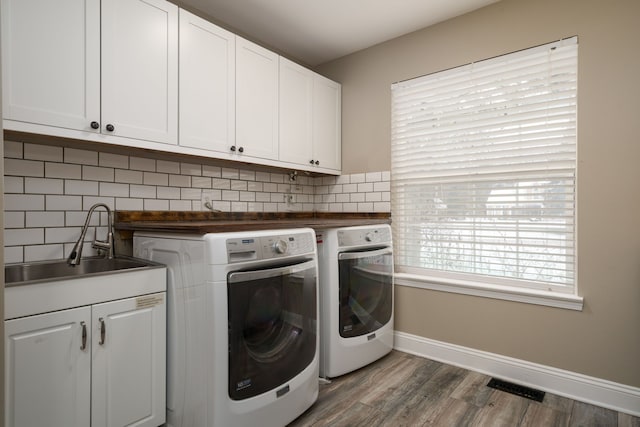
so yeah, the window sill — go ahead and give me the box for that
[394,272,584,311]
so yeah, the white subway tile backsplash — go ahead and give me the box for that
[5,246,24,264]
[5,211,25,229]
[365,171,382,182]
[211,178,230,190]
[202,165,221,177]
[25,244,64,262]
[5,158,44,177]
[100,182,129,197]
[157,186,180,199]
[181,162,202,176]
[221,168,239,180]
[130,157,156,172]
[26,211,64,228]
[4,176,24,193]
[191,176,212,188]
[5,141,391,258]
[143,172,168,186]
[4,140,23,158]
[46,162,81,179]
[65,180,99,196]
[5,194,45,211]
[115,169,143,184]
[25,143,62,162]
[46,227,82,244]
[116,198,144,210]
[45,195,82,211]
[5,228,44,246]
[99,152,129,169]
[157,160,180,174]
[144,199,169,211]
[130,185,156,199]
[169,174,190,188]
[65,148,98,165]
[83,165,114,182]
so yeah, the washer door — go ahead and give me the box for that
[338,247,393,338]
[227,260,317,400]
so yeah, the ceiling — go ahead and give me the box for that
[178,0,500,66]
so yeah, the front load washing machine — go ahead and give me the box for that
[316,224,394,378]
[133,228,319,427]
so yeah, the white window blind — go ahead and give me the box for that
[391,37,577,293]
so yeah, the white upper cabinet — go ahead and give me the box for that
[101,0,178,145]
[1,0,178,145]
[279,57,341,172]
[179,8,235,152]
[279,57,314,167]
[236,37,279,161]
[1,0,100,131]
[313,74,342,171]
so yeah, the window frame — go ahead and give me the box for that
[390,37,582,310]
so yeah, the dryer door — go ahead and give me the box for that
[227,259,317,400]
[338,247,393,338]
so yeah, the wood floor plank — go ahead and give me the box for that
[288,350,635,427]
[569,401,618,427]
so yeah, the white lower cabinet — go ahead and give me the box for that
[4,293,166,427]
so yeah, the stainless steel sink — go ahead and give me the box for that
[5,257,160,287]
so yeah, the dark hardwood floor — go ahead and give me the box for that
[289,350,640,427]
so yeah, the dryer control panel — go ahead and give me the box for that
[226,231,315,263]
[337,226,392,247]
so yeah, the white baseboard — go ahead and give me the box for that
[394,331,640,417]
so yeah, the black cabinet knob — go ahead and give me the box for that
[105,124,115,132]
[315,160,320,165]
[230,145,236,152]
[238,146,244,153]
[309,159,315,164]
[90,121,100,129]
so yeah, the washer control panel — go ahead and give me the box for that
[226,231,315,263]
[337,226,392,247]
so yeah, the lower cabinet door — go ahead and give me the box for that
[4,306,92,427]
[91,293,166,427]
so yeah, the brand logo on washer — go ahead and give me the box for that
[237,378,252,391]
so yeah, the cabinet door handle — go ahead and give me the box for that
[238,146,244,153]
[230,145,236,152]
[80,321,87,351]
[105,124,115,132]
[90,121,100,130]
[309,159,315,164]
[315,160,320,165]
[99,317,106,345]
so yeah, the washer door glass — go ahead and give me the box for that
[227,259,317,400]
[338,247,393,338]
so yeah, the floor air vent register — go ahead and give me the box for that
[486,378,545,402]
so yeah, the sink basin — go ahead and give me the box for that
[4,256,166,320]
[5,257,158,287]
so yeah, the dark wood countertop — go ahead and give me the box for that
[115,211,391,234]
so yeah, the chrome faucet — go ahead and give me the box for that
[67,203,115,266]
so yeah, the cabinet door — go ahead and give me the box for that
[1,0,100,131]
[279,57,313,166]
[101,0,178,145]
[179,9,235,153]
[4,307,91,427]
[91,293,166,427]
[313,74,342,171]
[236,37,279,160]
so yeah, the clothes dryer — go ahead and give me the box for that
[316,224,394,378]
[133,228,319,427]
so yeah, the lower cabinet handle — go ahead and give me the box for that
[99,317,106,345]
[80,321,87,351]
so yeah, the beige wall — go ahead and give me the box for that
[316,0,640,387]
